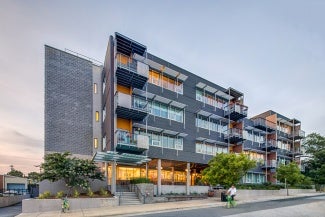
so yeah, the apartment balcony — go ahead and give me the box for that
[116,130,149,154]
[292,148,303,156]
[224,103,248,121]
[224,128,245,144]
[261,140,278,151]
[261,160,277,169]
[115,53,149,89]
[288,130,305,140]
[253,118,276,132]
[115,92,148,121]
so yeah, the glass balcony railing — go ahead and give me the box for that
[224,103,248,121]
[115,92,149,121]
[253,118,276,132]
[116,130,149,153]
[262,160,277,168]
[261,140,278,150]
[224,128,245,143]
[116,53,149,78]
[289,130,305,139]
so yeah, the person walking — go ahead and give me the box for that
[227,184,237,200]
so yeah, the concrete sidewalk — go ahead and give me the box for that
[16,192,325,217]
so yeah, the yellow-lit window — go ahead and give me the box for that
[94,83,98,94]
[95,111,99,122]
[94,138,98,149]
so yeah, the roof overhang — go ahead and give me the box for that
[93,151,151,165]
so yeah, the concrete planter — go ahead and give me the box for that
[22,196,119,213]
[0,195,30,208]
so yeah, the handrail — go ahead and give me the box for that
[253,118,276,130]
[224,103,248,115]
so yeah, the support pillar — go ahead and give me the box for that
[186,162,190,195]
[111,161,116,194]
[171,167,174,185]
[145,163,148,179]
[157,159,162,196]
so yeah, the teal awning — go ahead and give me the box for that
[92,151,151,165]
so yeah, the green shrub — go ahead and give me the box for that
[73,189,80,198]
[99,187,108,196]
[56,191,64,198]
[39,190,51,199]
[130,177,151,184]
[87,188,94,197]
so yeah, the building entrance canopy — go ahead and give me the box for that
[93,151,151,165]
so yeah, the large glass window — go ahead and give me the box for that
[196,115,227,133]
[134,130,183,151]
[149,101,184,123]
[196,143,227,155]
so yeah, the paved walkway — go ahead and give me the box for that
[16,192,325,217]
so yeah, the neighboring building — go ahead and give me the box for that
[0,175,28,191]
[44,33,305,193]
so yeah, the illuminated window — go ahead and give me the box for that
[94,83,98,94]
[95,111,99,122]
[94,138,98,149]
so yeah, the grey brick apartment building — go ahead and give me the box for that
[45,33,305,194]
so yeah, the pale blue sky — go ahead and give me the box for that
[0,0,324,174]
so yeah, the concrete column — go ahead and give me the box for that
[186,162,190,195]
[104,162,108,178]
[171,167,174,185]
[111,161,117,194]
[146,163,148,179]
[193,169,196,186]
[157,159,161,196]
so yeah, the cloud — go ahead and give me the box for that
[0,127,43,175]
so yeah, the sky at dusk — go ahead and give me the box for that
[1,0,325,175]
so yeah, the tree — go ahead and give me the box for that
[28,172,41,183]
[303,133,325,154]
[201,153,256,187]
[276,162,305,186]
[7,167,24,177]
[40,152,104,193]
[303,133,325,185]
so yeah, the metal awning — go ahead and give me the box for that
[132,89,187,109]
[146,59,188,81]
[196,82,233,100]
[133,123,188,137]
[196,137,228,146]
[197,109,229,122]
[93,151,151,165]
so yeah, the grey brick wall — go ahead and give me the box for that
[45,46,93,156]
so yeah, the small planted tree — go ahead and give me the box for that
[202,153,256,187]
[276,162,305,186]
[40,152,104,195]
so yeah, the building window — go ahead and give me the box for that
[195,142,227,155]
[148,101,184,123]
[94,83,98,94]
[103,136,106,149]
[94,138,98,149]
[196,88,226,109]
[95,111,99,122]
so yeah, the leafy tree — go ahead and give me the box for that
[7,168,24,177]
[303,133,325,154]
[303,133,325,185]
[201,153,256,187]
[28,172,41,183]
[276,162,305,186]
[40,152,104,193]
